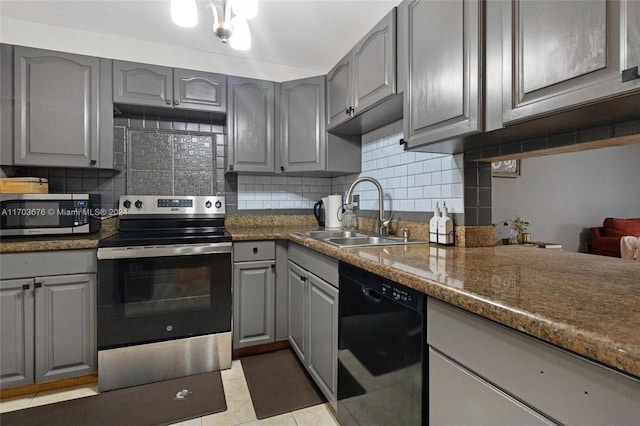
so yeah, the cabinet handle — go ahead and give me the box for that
[253,247,258,254]
[229,164,234,171]
[399,138,406,145]
[174,100,180,106]
[90,159,97,165]
[165,99,172,105]
[34,282,42,289]
[271,264,276,269]
[300,275,307,282]
[345,108,350,116]
[280,166,285,172]
[22,284,30,290]
[622,66,639,83]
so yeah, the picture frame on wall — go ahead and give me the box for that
[492,159,520,177]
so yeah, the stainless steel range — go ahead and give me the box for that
[97,195,232,391]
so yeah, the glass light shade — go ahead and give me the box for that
[229,17,251,50]
[171,0,198,28]
[232,0,258,20]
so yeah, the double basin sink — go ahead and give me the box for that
[295,229,426,248]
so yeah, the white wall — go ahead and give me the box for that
[492,143,640,252]
[0,17,317,82]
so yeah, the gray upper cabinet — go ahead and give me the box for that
[173,68,226,112]
[1,45,13,165]
[279,76,327,173]
[113,61,226,112]
[278,76,361,175]
[113,60,173,107]
[327,8,397,130]
[401,0,482,149]
[12,47,109,168]
[226,76,275,173]
[497,0,640,124]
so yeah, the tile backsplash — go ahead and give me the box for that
[236,120,464,214]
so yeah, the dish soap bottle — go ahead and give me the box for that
[429,203,441,243]
[437,202,454,245]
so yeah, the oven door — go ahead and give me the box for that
[97,242,232,350]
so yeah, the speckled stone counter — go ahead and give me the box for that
[229,225,640,380]
[0,218,117,253]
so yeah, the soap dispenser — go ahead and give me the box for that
[437,202,454,245]
[429,203,441,243]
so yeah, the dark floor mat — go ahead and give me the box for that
[1,371,226,426]
[241,348,326,419]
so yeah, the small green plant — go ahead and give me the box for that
[501,215,529,234]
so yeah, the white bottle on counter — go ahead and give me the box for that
[437,202,454,245]
[429,203,441,243]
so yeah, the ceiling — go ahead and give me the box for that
[0,0,402,74]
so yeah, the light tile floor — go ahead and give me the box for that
[0,360,338,426]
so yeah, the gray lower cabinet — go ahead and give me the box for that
[287,243,339,407]
[401,0,482,149]
[494,0,640,125]
[226,76,275,173]
[1,250,97,389]
[327,8,397,129]
[11,46,112,168]
[232,241,276,349]
[428,298,640,425]
[429,348,555,426]
[113,60,226,112]
[278,76,361,175]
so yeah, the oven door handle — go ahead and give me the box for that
[97,242,232,260]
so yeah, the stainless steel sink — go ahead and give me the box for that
[295,230,426,248]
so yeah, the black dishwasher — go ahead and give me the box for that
[338,262,426,425]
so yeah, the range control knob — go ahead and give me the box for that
[134,200,143,209]
[215,200,222,209]
[205,200,212,208]
[122,200,132,209]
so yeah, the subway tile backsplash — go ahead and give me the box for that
[237,120,464,214]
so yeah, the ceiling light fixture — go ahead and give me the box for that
[170,0,258,51]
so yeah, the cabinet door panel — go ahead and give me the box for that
[227,77,275,173]
[174,69,226,112]
[14,47,99,167]
[279,76,326,173]
[326,56,352,129]
[403,0,481,149]
[113,61,172,107]
[0,279,34,389]
[501,0,637,123]
[287,261,307,362]
[233,260,275,348]
[352,8,396,114]
[519,1,606,94]
[35,274,96,383]
[625,0,640,72]
[429,349,556,425]
[307,275,338,404]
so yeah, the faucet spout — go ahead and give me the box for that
[345,177,391,235]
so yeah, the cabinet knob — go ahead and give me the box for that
[166,99,172,105]
[253,247,258,254]
[229,164,234,171]
[174,100,180,106]
[280,166,285,172]
[271,264,276,269]
[22,284,30,290]
[90,159,97,165]
[34,282,42,289]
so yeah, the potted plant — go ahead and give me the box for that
[504,216,530,243]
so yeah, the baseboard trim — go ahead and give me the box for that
[232,340,291,359]
[1,373,98,400]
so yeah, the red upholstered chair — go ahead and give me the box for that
[591,218,640,257]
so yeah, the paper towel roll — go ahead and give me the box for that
[324,195,343,229]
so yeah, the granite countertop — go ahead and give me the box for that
[3,224,639,380]
[229,225,640,380]
[0,227,116,253]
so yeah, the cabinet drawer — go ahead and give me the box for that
[288,243,338,287]
[427,298,640,425]
[1,250,97,280]
[234,241,275,262]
